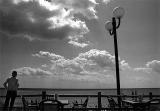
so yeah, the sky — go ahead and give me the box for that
[0,0,160,89]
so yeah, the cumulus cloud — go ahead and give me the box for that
[0,0,101,47]
[134,60,160,74]
[146,60,160,73]
[14,67,52,77]
[12,49,133,84]
[75,49,116,71]
[14,49,159,87]
[31,49,130,77]
[120,60,131,70]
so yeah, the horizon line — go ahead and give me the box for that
[0,87,160,90]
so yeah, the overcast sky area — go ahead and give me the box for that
[0,0,160,89]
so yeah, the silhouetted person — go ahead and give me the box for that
[3,71,19,111]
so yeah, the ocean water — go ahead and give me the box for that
[0,88,160,107]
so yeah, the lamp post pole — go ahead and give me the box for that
[105,7,125,108]
[112,17,121,107]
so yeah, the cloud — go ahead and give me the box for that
[52,0,98,19]
[0,0,101,47]
[14,50,160,87]
[146,60,160,74]
[32,49,130,77]
[42,64,48,68]
[102,0,112,4]
[134,67,152,74]
[68,35,91,48]
[75,49,116,71]
[32,51,64,60]
[134,60,160,74]
[14,67,52,77]
[75,49,130,72]
[68,40,89,48]
[14,49,138,86]
[120,60,131,70]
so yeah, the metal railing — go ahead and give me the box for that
[1,91,160,111]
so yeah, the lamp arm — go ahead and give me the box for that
[116,18,121,29]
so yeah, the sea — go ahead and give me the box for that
[0,88,160,108]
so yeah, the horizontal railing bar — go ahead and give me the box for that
[0,107,134,110]
[1,94,160,98]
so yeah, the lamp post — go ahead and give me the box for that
[105,7,125,107]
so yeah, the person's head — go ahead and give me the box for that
[12,71,17,77]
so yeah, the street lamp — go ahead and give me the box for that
[105,7,125,107]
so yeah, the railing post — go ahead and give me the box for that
[42,91,46,100]
[55,93,58,100]
[149,92,152,100]
[98,92,102,109]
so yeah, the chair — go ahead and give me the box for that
[107,97,118,111]
[107,96,128,111]
[39,99,63,111]
[82,97,88,108]
[148,99,160,111]
[107,96,118,109]
[120,96,133,110]
[22,96,29,111]
[22,96,39,111]
[72,98,88,111]
[133,99,160,111]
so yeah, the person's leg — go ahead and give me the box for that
[9,91,17,111]
[3,91,11,110]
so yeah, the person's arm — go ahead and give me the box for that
[17,79,19,88]
[3,78,9,89]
